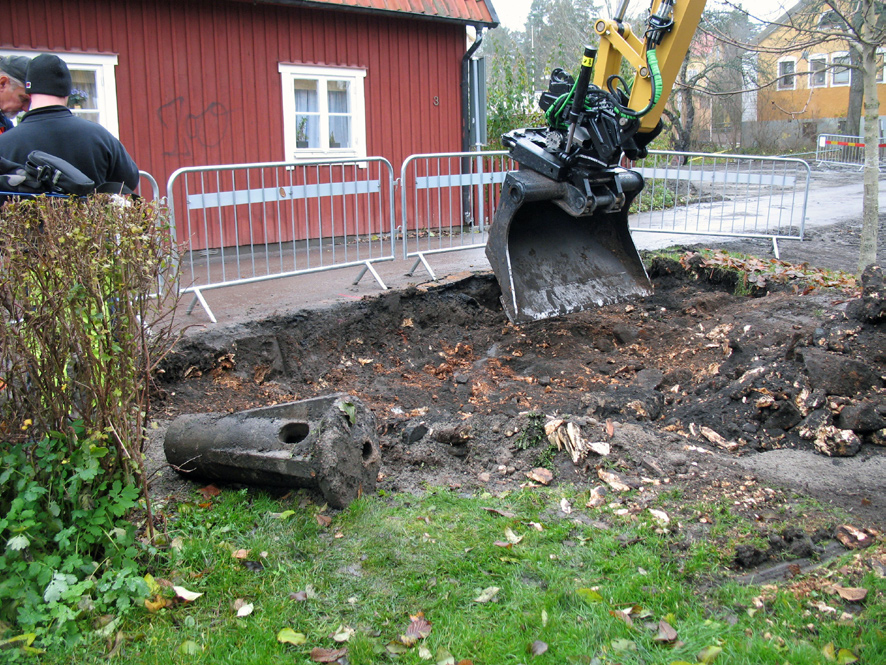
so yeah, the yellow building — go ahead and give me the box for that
[748,0,886,150]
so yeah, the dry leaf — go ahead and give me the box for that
[654,619,678,643]
[316,514,333,528]
[401,612,432,646]
[144,595,168,613]
[481,507,516,518]
[560,498,572,514]
[649,509,670,526]
[504,527,523,544]
[172,585,203,602]
[831,585,868,602]
[332,625,355,643]
[235,602,254,617]
[598,468,632,492]
[232,549,250,559]
[310,646,348,662]
[530,640,548,655]
[197,484,221,499]
[609,609,634,627]
[606,419,615,437]
[525,468,553,485]
[474,587,500,603]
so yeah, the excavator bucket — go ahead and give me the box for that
[486,168,652,324]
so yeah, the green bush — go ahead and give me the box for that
[0,195,181,650]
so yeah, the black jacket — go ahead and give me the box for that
[0,106,139,191]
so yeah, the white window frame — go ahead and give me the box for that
[808,54,827,88]
[0,49,120,137]
[278,63,367,161]
[877,48,885,84]
[777,58,796,91]
[831,51,851,87]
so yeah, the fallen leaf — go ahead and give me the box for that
[606,419,615,437]
[271,510,296,520]
[836,648,858,664]
[310,646,348,662]
[435,647,455,665]
[231,549,250,559]
[610,609,634,627]
[481,507,516,518]
[387,641,409,654]
[418,645,433,660]
[332,624,355,643]
[610,638,637,652]
[289,591,308,602]
[474,587,500,603]
[276,628,307,645]
[144,595,168,613]
[178,640,201,655]
[559,498,572,514]
[654,619,678,643]
[401,612,432,645]
[697,645,723,663]
[235,602,254,617]
[526,468,553,485]
[831,585,868,602]
[493,541,513,549]
[649,509,670,526]
[172,586,203,602]
[504,528,523,544]
[197,484,221,500]
[576,588,604,603]
[526,521,544,531]
[529,640,548,655]
[316,514,333,528]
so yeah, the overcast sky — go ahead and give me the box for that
[494,0,789,32]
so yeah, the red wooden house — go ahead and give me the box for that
[1,0,499,198]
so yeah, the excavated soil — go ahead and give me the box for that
[148,223,886,546]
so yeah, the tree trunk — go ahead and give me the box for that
[845,47,864,136]
[857,32,880,274]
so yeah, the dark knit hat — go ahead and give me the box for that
[25,54,72,97]
[0,55,30,83]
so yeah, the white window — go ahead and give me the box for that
[877,49,885,83]
[808,55,827,87]
[831,52,851,86]
[278,64,367,160]
[777,59,796,90]
[0,50,120,136]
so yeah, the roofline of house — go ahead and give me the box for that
[225,0,500,28]
[753,0,815,45]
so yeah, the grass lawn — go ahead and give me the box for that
[33,485,886,664]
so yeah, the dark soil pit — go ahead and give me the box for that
[148,256,886,553]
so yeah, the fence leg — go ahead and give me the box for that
[405,253,437,281]
[352,260,388,290]
[185,288,217,324]
[771,237,780,260]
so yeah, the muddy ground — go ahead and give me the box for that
[147,208,886,557]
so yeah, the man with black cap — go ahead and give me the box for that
[0,55,31,134]
[0,53,139,192]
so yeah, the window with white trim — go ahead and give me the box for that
[777,59,795,90]
[808,55,827,87]
[877,49,885,83]
[831,52,851,86]
[0,50,120,136]
[278,64,367,160]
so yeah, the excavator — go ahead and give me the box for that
[486,0,707,323]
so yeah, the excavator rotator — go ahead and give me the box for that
[486,0,707,323]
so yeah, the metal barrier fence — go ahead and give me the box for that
[138,170,160,200]
[815,134,886,169]
[627,150,811,256]
[400,150,515,279]
[167,158,396,322]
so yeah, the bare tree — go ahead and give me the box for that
[707,0,886,274]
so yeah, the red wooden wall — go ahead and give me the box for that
[1,0,467,193]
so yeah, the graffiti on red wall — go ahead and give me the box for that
[159,97,232,157]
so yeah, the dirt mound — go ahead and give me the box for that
[149,259,886,529]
